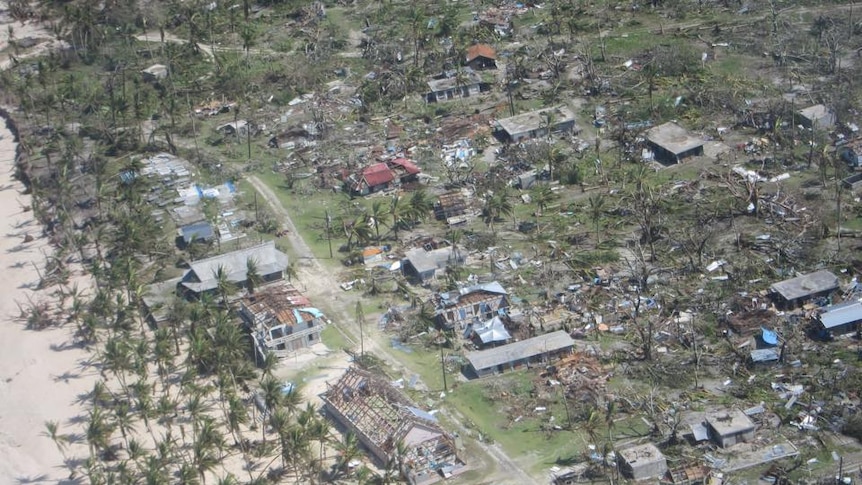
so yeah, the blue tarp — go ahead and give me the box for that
[761,327,779,346]
[299,307,325,319]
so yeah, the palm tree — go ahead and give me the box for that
[43,420,70,457]
[482,189,514,233]
[368,200,388,244]
[408,189,433,222]
[85,407,115,460]
[334,432,362,478]
[587,194,606,248]
[213,265,232,305]
[388,195,408,240]
[245,258,262,294]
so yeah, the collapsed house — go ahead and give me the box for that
[768,269,839,308]
[494,105,578,143]
[344,158,421,196]
[645,122,705,164]
[434,281,509,330]
[321,367,467,485]
[434,192,469,226]
[238,282,328,361]
[179,241,290,298]
[464,330,574,378]
[618,443,668,481]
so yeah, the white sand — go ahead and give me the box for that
[0,115,96,485]
[0,7,96,479]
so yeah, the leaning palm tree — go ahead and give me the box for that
[334,432,362,478]
[368,200,389,244]
[43,420,71,457]
[213,264,232,306]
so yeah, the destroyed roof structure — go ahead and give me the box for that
[345,158,421,195]
[465,315,511,348]
[434,192,469,226]
[618,443,668,481]
[704,409,756,447]
[464,330,574,378]
[661,464,710,485]
[797,104,835,129]
[180,241,289,296]
[645,122,705,164]
[402,246,464,284]
[426,68,485,103]
[465,44,497,70]
[769,269,839,308]
[494,106,578,143]
[238,281,328,360]
[818,300,862,336]
[321,367,467,485]
[435,281,509,330]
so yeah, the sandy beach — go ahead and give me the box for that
[0,114,96,485]
[0,6,95,483]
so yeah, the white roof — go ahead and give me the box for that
[181,241,289,293]
[465,330,573,371]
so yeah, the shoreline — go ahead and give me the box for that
[0,91,95,485]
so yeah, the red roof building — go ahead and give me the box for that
[465,44,497,70]
[345,159,422,196]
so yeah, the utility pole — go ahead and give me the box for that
[440,343,448,393]
[355,302,365,362]
[325,209,333,258]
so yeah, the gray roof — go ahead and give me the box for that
[180,221,215,243]
[405,246,460,275]
[439,281,507,306]
[618,443,665,467]
[770,269,839,301]
[798,104,834,125]
[474,316,511,344]
[750,348,780,363]
[495,105,575,136]
[646,122,705,155]
[820,301,862,329]
[427,70,482,92]
[465,330,573,371]
[705,409,755,437]
[181,241,288,293]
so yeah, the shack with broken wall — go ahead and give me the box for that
[704,409,756,447]
[618,443,668,481]
[321,367,467,485]
[464,330,574,378]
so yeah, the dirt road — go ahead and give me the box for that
[246,175,539,484]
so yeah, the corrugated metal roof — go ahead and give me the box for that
[770,269,839,301]
[466,44,496,62]
[362,162,394,187]
[820,301,862,329]
[465,330,573,371]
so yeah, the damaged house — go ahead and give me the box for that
[797,104,835,130]
[344,158,421,196]
[464,44,497,70]
[425,68,486,103]
[704,409,756,448]
[618,443,668,481]
[434,192,469,226]
[322,367,467,485]
[494,106,578,143]
[769,269,839,308]
[645,122,705,164]
[402,246,464,284]
[817,300,862,338]
[179,241,289,298]
[238,282,328,361]
[434,281,509,330]
[464,315,511,349]
[464,330,574,378]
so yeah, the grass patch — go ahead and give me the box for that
[321,325,352,351]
